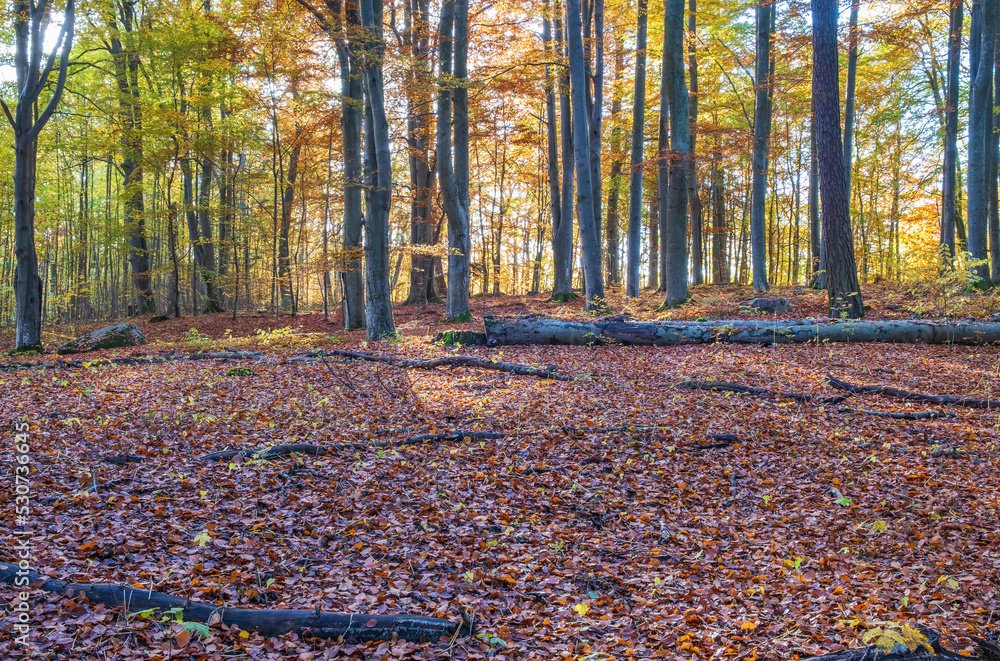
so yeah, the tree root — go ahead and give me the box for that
[677,380,849,405]
[836,406,956,420]
[306,349,574,381]
[827,375,1000,409]
[0,562,469,643]
[200,431,506,462]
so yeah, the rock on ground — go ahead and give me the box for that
[745,297,791,314]
[57,323,147,355]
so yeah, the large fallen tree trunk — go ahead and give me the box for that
[483,316,1000,346]
[0,562,468,643]
[828,375,1000,409]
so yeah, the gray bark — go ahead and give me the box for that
[553,0,575,300]
[542,1,564,297]
[437,0,472,320]
[750,0,773,293]
[968,0,997,280]
[566,0,607,311]
[360,0,397,339]
[941,0,963,261]
[687,0,703,286]
[278,114,302,311]
[484,317,1000,347]
[605,33,625,287]
[809,98,823,288]
[625,0,648,298]
[842,0,860,199]
[660,0,690,308]
[9,0,76,351]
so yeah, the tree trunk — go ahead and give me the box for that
[566,0,607,311]
[278,116,302,312]
[660,0,690,308]
[360,0,397,340]
[968,0,997,281]
[437,0,472,320]
[587,0,604,269]
[992,18,1000,284]
[649,176,659,289]
[711,150,728,283]
[842,0,860,199]
[941,0,963,262]
[542,1,564,298]
[750,0,773,293]
[626,0,648,298]
[404,0,441,306]
[484,317,1000,347]
[342,6,366,329]
[605,32,625,288]
[812,0,864,318]
[552,0,576,301]
[110,0,153,315]
[687,0,703,286]
[11,0,75,352]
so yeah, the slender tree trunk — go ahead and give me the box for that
[552,1,576,300]
[542,1,566,299]
[687,0,703,286]
[711,150,728,283]
[813,0,864,318]
[453,0,471,308]
[626,0,648,298]
[942,0,962,263]
[750,0,773,293]
[278,115,302,311]
[992,18,1000,284]
[360,0,396,339]
[660,0,690,308]
[403,0,440,305]
[341,6,366,329]
[588,0,604,270]
[969,0,997,281]
[843,0,860,199]
[649,179,659,289]
[110,0,153,314]
[566,0,607,311]
[605,33,625,287]
[437,0,472,319]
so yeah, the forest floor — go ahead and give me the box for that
[1,283,999,660]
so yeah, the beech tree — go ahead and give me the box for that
[625,0,648,299]
[968,0,997,281]
[750,0,774,293]
[660,0,690,308]
[6,0,76,352]
[812,0,864,318]
[566,0,606,311]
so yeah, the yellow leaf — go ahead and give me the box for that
[192,532,211,547]
[741,621,757,632]
[239,630,249,639]
[573,602,590,617]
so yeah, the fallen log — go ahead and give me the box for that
[483,316,1000,346]
[827,375,1000,409]
[0,562,468,643]
[308,349,573,381]
[677,380,848,405]
[836,406,956,420]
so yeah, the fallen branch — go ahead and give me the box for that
[827,375,1000,410]
[0,562,468,643]
[309,349,573,381]
[677,380,848,405]
[200,431,506,462]
[836,407,956,420]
